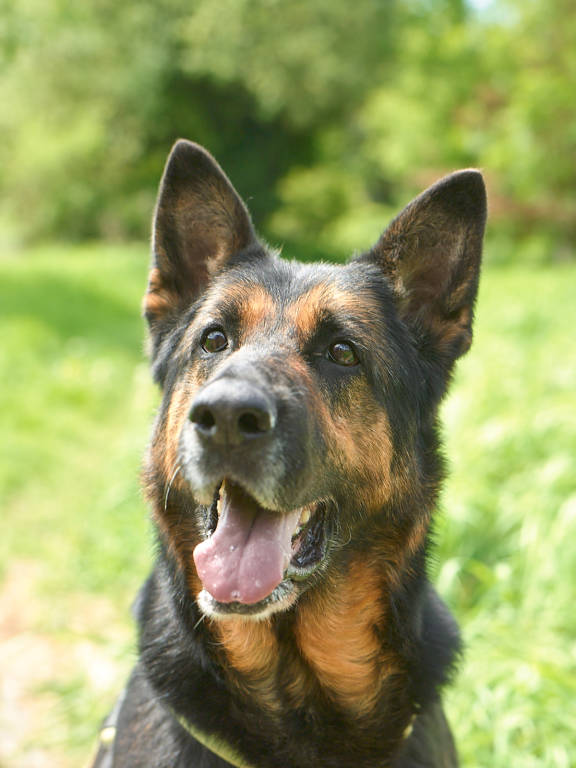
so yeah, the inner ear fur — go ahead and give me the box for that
[145,139,256,331]
[360,170,487,362]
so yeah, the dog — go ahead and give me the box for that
[91,140,486,767]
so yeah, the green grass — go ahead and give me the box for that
[0,244,155,766]
[1,245,574,767]
[437,267,576,767]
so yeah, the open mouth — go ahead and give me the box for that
[193,479,328,615]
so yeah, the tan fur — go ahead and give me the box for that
[184,283,277,350]
[284,355,395,512]
[234,285,277,340]
[285,283,383,343]
[143,265,177,320]
[213,618,283,711]
[145,369,202,577]
[296,561,397,716]
[163,371,201,476]
[328,378,394,510]
[214,619,279,678]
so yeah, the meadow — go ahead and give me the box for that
[0,245,574,767]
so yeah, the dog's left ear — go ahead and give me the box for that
[145,140,257,333]
[359,170,486,364]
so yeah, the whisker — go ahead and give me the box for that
[193,612,207,631]
[164,463,182,511]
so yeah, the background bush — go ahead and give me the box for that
[1,0,576,261]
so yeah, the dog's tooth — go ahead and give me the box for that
[299,508,311,526]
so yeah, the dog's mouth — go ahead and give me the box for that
[193,479,328,614]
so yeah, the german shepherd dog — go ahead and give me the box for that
[92,140,486,768]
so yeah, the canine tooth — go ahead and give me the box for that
[291,525,302,541]
[299,508,311,526]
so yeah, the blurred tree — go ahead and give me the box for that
[270,0,576,261]
[0,0,574,260]
[269,1,494,254]
[1,0,185,239]
[181,0,400,124]
[481,0,576,258]
[0,0,316,240]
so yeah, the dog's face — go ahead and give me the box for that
[143,141,486,621]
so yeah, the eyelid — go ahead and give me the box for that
[306,337,361,354]
[198,322,225,342]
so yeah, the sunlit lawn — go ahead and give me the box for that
[0,245,574,767]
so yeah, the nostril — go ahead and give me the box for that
[238,410,270,436]
[189,387,275,445]
[191,406,216,432]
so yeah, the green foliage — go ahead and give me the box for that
[481,0,576,255]
[1,0,575,250]
[1,245,575,766]
[181,0,399,123]
[0,0,313,239]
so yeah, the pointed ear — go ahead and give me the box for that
[144,140,256,331]
[360,170,486,363]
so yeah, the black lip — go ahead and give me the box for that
[289,501,327,571]
[200,580,296,616]
[207,484,221,534]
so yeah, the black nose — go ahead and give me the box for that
[189,380,276,446]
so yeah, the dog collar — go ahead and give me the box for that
[170,708,418,768]
[169,707,256,768]
[99,694,416,768]
[96,690,254,768]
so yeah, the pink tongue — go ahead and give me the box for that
[193,484,301,605]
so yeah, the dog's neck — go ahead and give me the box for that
[204,550,424,768]
[140,535,439,767]
[212,558,402,718]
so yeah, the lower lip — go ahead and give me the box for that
[198,578,296,617]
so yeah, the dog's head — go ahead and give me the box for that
[143,140,486,620]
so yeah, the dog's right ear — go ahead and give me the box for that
[144,140,256,334]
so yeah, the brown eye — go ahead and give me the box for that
[201,328,228,354]
[327,341,359,366]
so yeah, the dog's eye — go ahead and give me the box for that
[201,328,228,354]
[327,341,359,367]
